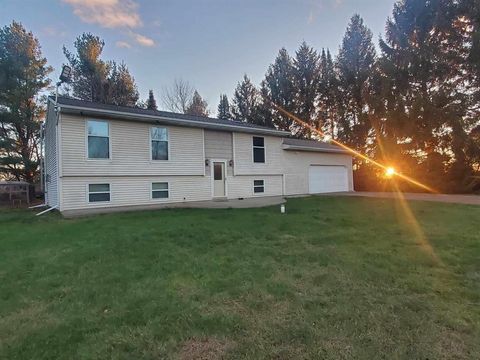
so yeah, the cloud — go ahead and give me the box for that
[63,0,156,47]
[63,0,141,29]
[132,33,155,47]
[116,40,131,48]
[307,0,344,24]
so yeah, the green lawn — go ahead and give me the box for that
[0,196,479,359]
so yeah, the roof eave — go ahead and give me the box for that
[282,144,351,155]
[57,102,289,137]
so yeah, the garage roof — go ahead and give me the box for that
[282,138,349,154]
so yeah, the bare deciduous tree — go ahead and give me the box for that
[161,78,194,113]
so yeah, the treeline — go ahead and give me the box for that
[1,0,480,193]
[221,1,480,193]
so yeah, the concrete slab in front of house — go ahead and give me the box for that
[61,196,286,218]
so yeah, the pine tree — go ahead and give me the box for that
[378,0,473,191]
[0,22,52,182]
[217,94,231,120]
[106,62,139,107]
[292,42,320,138]
[336,14,376,150]
[146,89,158,110]
[186,90,209,117]
[63,33,110,103]
[261,48,296,133]
[318,49,339,138]
[231,75,260,123]
[64,33,139,106]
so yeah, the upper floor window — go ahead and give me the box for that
[87,120,109,159]
[151,127,169,160]
[253,136,265,163]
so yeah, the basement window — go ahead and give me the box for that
[88,184,110,203]
[152,182,169,199]
[254,180,265,194]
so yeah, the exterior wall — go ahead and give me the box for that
[56,111,353,213]
[204,130,233,176]
[44,103,58,207]
[61,176,211,211]
[282,150,354,195]
[233,133,284,175]
[60,114,205,177]
[227,175,283,199]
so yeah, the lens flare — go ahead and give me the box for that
[385,167,396,178]
[264,98,436,193]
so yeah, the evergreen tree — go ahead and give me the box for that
[64,33,139,106]
[292,42,320,138]
[106,62,139,107]
[217,94,231,120]
[0,22,52,182]
[232,75,260,123]
[146,89,158,110]
[378,0,473,191]
[186,90,209,117]
[318,49,339,138]
[336,14,376,150]
[63,33,110,103]
[261,48,296,133]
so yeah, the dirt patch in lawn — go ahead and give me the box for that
[179,337,232,360]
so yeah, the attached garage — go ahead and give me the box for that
[282,138,354,195]
[308,165,349,194]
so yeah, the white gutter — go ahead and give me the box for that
[282,144,350,154]
[57,102,289,137]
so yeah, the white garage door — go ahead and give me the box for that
[309,165,349,194]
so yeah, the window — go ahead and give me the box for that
[151,127,168,160]
[87,120,109,159]
[88,184,110,202]
[152,182,169,199]
[253,136,265,163]
[254,180,265,193]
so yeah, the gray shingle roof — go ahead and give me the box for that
[282,137,348,154]
[52,96,288,136]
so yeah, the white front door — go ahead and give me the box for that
[213,162,226,197]
[309,165,349,194]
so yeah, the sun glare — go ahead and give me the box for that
[385,167,396,178]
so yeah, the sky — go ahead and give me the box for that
[1,0,396,113]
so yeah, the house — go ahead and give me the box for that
[44,97,353,216]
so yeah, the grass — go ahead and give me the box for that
[0,196,479,359]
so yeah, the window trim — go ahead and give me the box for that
[86,183,111,203]
[150,126,170,161]
[151,181,170,200]
[252,136,266,164]
[86,119,111,161]
[253,179,265,194]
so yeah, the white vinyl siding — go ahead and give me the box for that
[204,130,233,176]
[60,115,204,176]
[227,175,283,198]
[283,151,353,195]
[44,103,58,207]
[61,176,211,210]
[233,133,284,175]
